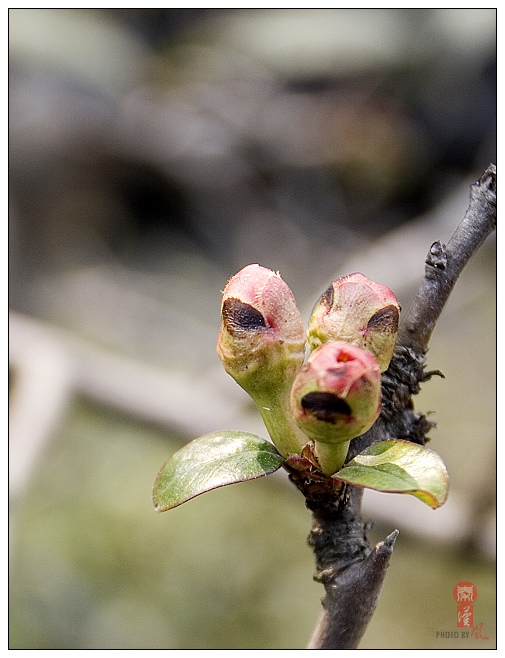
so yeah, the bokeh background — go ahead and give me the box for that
[9,8,496,649]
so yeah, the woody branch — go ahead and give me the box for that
[305,163,496,650]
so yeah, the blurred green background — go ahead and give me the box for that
[9,9,496,649]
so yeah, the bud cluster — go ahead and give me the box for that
[217,265,399,475]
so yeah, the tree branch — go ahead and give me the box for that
[306,487,398,649]
[397,163,496,356]
[298,164,496,649]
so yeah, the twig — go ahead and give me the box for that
[397,163,496,356]
[305,164,496,649]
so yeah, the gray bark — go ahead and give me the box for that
[285,164,496,649]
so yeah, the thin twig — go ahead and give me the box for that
[305,164,496,649]
[397,163,496,356]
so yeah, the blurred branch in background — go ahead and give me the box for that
[9,8,496,650]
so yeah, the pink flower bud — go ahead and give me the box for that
[217,264,306,382]
[308,273,400,372]
[291,341,382,446]
[217,264,308,457]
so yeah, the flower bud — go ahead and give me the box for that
[217,264,308,457]
[291,341,381,443]
[290,341,381,474]
[307,273,400,372]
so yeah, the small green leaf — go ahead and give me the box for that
[153,431,285,511]
[333,440,449,508]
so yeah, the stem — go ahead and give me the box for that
[306,487,398,649]
[314,439,350,476]
[397,164,496,356]
[253,384,309,458]
[307,532,398,649]
[305,164,496,649]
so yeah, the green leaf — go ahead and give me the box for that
[153,431,285,511]
[333,440,449,508]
